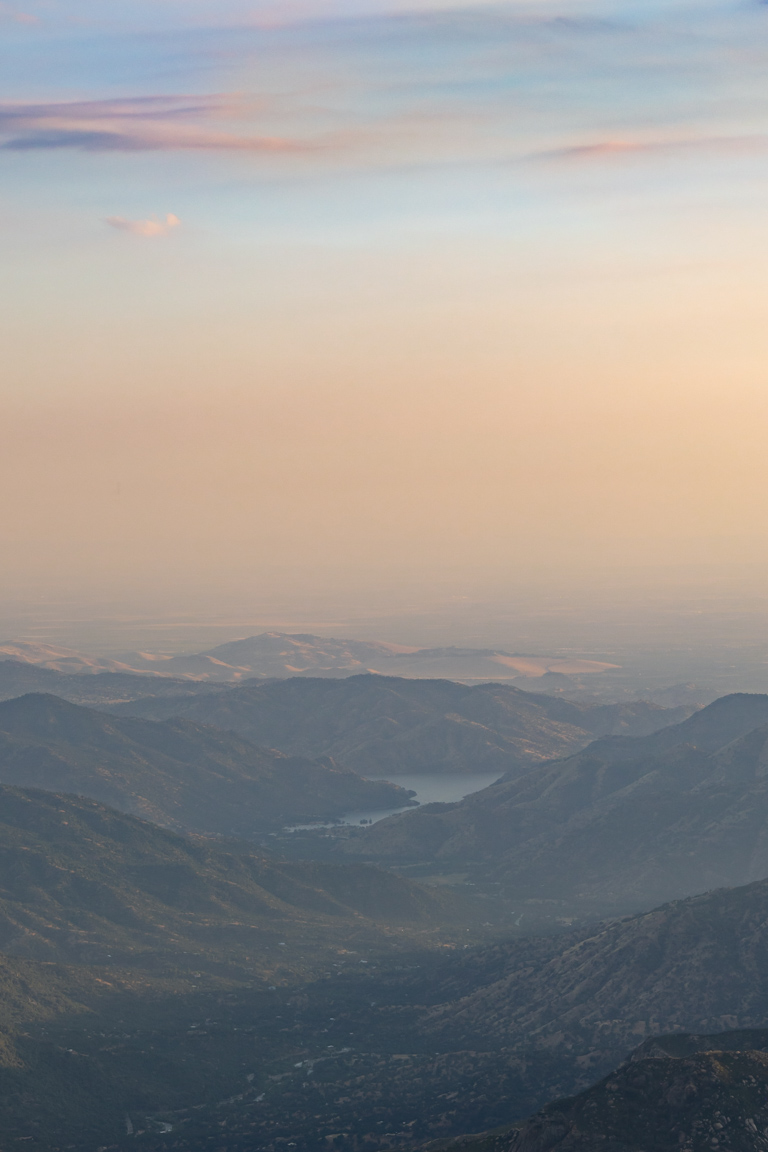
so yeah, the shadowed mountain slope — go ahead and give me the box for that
[420,877,768,1058]
[0,785,500,1152]
[94,876,768,1152]
[5,849,768,1149]
[463,1029,768,1152]
[113,675,691,777]
[0,694,412,835]
[659,692,768,749]
[339,692,768,909]
[0,660,235,707]
[0,784,486,974]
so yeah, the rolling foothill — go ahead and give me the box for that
[0,634,766,1149]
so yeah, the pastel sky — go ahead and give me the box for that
[2,0,768,612]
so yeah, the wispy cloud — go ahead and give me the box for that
[0,91,477,162]
[531,134,768,164]
[0,95,312,153]
[106,213,180,237]
[3,1,768,178]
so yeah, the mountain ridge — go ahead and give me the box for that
[0,782,487,975]
[0,633,619,685]
[337,691,768,909]
[0,693,413,835]
[0,659,233,707]
[455,1028,768,1152]
[112,674,693,777]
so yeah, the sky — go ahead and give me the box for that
[2,0,768,630]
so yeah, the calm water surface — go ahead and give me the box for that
[286,772,503,831]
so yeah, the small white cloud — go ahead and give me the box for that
[106,213,180,237]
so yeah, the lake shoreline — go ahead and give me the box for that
[284,772,503,832]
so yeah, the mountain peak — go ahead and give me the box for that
[0,691,108,731]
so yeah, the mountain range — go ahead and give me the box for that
[111,674,692,777]
[0,659,230,708]
[0,633,619,685]
[0,662,694,779]
[0,693,412,835]
[339,691,768,911]
[0,654,765,1150]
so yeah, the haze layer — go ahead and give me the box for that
[2,0,767,603]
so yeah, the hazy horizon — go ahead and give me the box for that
[3,564,768,699]
[3,5,768,1140]
[3,0,768,622]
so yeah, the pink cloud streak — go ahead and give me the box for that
[0,95,314,153]
[534,134,768,163]
[106,213,180,237]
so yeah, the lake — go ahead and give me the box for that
[286,772,503,831]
